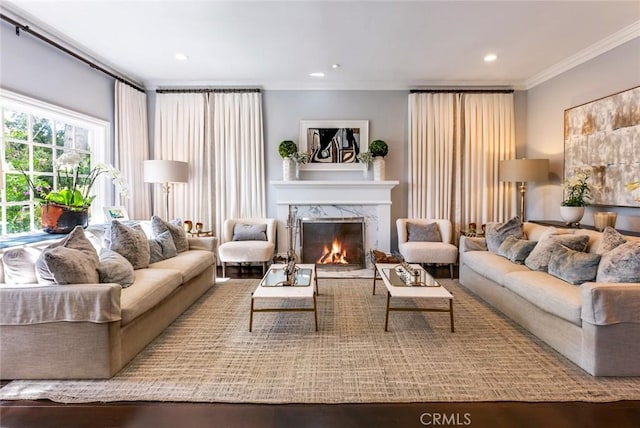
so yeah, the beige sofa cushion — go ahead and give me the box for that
[149,250,215,282]
[398,241,458,264]
[502,270,582,326]
[120,268,182,325]
[461,251,529,286]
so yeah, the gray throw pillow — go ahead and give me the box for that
[37,246,100,285]
[110,221,150,270]
[2,247,41,284]
[524,234,589,272]
[232,223,268,241]
[497,236,537,264]
[151,216,189,253]
[548,244,601,285]
[97,248,135,287]
[596,242,640,283]
[596,227,627,255]
[36,226,100,285]
[149,230,178,264]
[406,222,442,242]
[485,216,524,253]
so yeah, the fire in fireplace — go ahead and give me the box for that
[300,217,365,269]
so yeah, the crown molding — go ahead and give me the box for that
[524,20,640,90]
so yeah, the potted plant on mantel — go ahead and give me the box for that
[560,171,591,226]
[369,139,389,181]
[278,140,298,181]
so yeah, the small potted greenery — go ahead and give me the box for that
[279,140,298,180]
[356,151,373,179]
[560,172,591,225]
[368,140,388,180]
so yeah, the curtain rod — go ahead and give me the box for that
[1,13,145,93]
[155,88,261,94]
[410,89,514,94]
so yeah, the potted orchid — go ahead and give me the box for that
[560,172,591,225]
[19,151,129,233]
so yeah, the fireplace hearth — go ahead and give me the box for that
[300,217,365,269]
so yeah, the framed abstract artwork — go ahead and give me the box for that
[103,206,129,221]
[564,86,640,207]
[299,120,369,171]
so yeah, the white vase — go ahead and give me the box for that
[559,206,585,225]
[282,158,294,181]
[373,157,385,181]
[363,165,370,180]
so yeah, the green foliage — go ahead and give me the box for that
[278,140,297,158]
[369,140,388,157]
[561,172,591,207]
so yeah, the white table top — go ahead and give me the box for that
[375,263,453,299]
[252,264,316,299]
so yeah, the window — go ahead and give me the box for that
[1,90,110,235]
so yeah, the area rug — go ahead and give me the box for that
[2,278,640,404]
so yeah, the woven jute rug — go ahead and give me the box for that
[2,278,639,403]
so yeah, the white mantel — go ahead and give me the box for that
[271,180,399,257]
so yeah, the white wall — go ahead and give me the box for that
[0,20,114,126]
[525,37,640,232]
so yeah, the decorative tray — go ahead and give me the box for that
[260,268,313,287]
[382,266,441,287]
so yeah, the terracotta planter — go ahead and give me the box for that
[41,203,89,234]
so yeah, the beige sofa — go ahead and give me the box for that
[0,227,217,380]
[459,222,640,376]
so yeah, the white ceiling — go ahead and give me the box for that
[3,1,640,90]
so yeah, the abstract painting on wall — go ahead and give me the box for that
[299,120,368,171]
[564,86,640,207]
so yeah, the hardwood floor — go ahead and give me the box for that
[2,265,639,428]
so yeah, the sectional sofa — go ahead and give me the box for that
[459,221,640,376]
[0,219,217,379]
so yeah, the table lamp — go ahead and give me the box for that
[143,160,188,219]
[500,158,549,222]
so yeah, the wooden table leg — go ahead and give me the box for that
[384,293,391,331]
[249,295,254,332]
[449,299,455,333]
[313,293,318,331]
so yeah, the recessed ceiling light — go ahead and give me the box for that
[175,53,188,61]
[309,72,325,77]
[332,64,340,69]
[484,53,497,62]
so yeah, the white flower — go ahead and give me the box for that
[56,151,83,171]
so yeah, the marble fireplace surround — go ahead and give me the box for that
[271,180,399,265]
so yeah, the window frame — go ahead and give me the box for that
[1,89,112,235]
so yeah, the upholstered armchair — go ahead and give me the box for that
[396,218,458,279]
[218,218,277,277]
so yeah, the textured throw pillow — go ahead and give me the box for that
[548,244,601,285]
[596,242,640,283]
[97,249,135,287]
[232,223,268,241]
[524,234,589,272]
[37,247,100,285]
[485,216,524,253]
[151,216,189,253]
[110,221,150,270]
[2,247,41,284]
[497,236,538,264]
[406,222,442,242]
[148,230,178,263]
[596,226,627,255]
[36,226,100,285]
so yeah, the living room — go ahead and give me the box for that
[1,1,639,427]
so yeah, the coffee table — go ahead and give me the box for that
[374,263,454,332]
[249,263,318,332]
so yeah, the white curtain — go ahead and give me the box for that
[153,93,211,226]
[114,81,151,219]
[153,91,265,240]
[408,92,516,234]
[210,92,265,241]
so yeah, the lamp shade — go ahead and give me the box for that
[500,159,549,182]
[143,160,189,183]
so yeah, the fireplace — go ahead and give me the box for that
[300,217,365,269]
